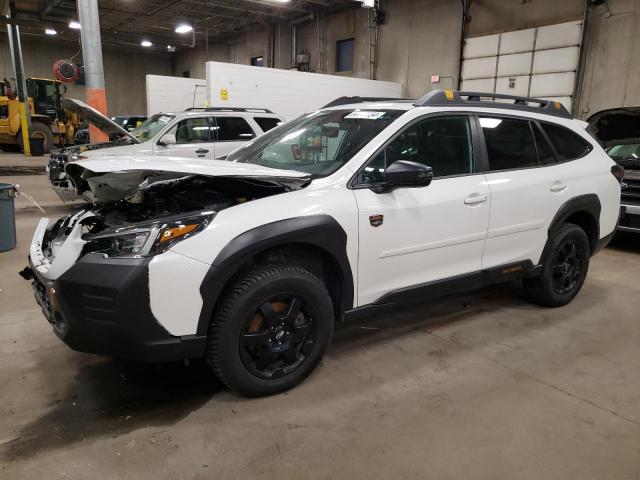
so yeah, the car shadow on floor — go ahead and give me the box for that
[607,231,640,253]
[2,358,223,462]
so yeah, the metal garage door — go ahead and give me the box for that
[461,20,582,111]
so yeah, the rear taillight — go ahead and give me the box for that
[611,164,625,184]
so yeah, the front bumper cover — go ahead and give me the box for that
[28,253,206,362]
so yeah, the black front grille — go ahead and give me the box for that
[622,177,640,206]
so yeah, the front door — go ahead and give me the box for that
[154,116,216,159]
[353,114,491,306]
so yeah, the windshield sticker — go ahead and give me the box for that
[345,111,387,120]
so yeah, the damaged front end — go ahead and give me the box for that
[31,163,307,280]
[23,159,310,361]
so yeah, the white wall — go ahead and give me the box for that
[145,75,207,115]
[205,61,402,120]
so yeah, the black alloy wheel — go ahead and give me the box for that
[240,295,316,379]
[207,264,334,397]
[523,223,590,307]
[551,240,583,295]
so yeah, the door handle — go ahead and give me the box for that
[550,181,567,193]
[195,148,209,155]
[464,193,488,205]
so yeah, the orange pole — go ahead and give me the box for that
[86,87,108,143]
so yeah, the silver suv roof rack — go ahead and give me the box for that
[184,107,274,113]
[413,90,572,119]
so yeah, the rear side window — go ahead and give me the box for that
[540,123,591,161]
[215,117,255,141]
[254,117,282,133]
[480,117,537,171]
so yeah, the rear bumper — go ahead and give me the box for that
[29,253,206,362]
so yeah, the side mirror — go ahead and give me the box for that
[157,133,176,146]
[372,160,433,193]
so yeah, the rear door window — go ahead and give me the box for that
[479,117,538,171]
[215,117,255,141]
[254,117,282,133]
[540,123,592,161]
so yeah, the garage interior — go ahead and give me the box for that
[1,0,640,478]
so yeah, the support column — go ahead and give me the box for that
[78,0,108,143]
[6,21,31,156]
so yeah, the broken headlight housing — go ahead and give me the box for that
[82,212,214,258]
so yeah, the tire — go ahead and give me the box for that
[17,121,54,154]
[207,264,335,397]
[524,223,590,307]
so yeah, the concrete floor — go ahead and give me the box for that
[1,152,640,479]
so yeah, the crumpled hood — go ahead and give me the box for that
[64,155,311,202]
[63,98,140,143]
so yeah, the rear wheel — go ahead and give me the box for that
[17,121,54,154]
[524,223,590,307]
[207,265,334,397]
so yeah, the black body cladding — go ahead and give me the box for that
[197,215,354,337]
[30,254,205,362]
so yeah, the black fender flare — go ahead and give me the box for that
[545,193,601,256]
[196,215,354,337]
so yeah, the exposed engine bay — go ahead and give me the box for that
[38,173,303,273]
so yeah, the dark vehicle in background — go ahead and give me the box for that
[74,115,146,144]
[588,107,640,234]
[73,121,89,145]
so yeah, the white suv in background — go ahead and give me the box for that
[48,99,284,199]
[25,90,621,397]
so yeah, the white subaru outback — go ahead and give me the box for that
[22,90,622,397]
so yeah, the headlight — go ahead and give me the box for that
[82,212,213,258]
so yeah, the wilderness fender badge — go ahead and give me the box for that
[369,214,384,227]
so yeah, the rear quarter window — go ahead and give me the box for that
[541,123,592,161]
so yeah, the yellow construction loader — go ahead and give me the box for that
[0,77,81,153]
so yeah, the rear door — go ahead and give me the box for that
[212,115,256,158]
[153,116,216,159]
[478,114,577,268]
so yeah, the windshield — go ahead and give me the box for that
[130,113,175,142]
[607,144,640,159]
[226,109,404,177]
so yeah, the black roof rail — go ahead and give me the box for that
[323,96,407,108]
[184,107,274,113]
[413,90,572,119]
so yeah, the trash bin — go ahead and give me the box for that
[0,183,17,252]
[30,138,45,157]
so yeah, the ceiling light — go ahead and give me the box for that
[174,24,193,34]
[69,20,81,29]
[141,40,152,47]
[45,28,57,35]
[167,45,176,52]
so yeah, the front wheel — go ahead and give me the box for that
[524,223,590,307]
[207,265,334,397]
